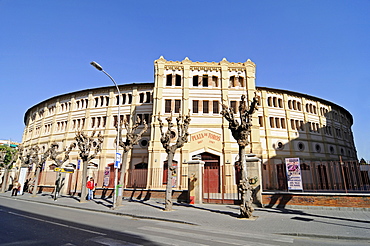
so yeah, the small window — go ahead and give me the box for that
[166,74,172,86]
[298,142,305,151]
[213,101,219,114]
[139,93,144,103]
[259,116,264,127]
[297,102,301,111]
[203,100,209,114]
[281,118,286,129]
[278,98,283,108]
[174,100,181,113]
[165,100,172,113]
[270,117,275,128]
[145,92,151,103]
[273,97,277,107]
[329,146,335,154]
[193,100,199,113]
[175,75,181,86]
[239,77,244,87]
[275,118,280,128]
[193,76,199,87]
[288,100,292,109]
[212,76,218,87]
[202,75,208,87]
[315,144,321,153]
[291,119,295,130]
[128,94,132,104]
[230,101,237,113]
[275,141,284,150]
[267,97,272,107]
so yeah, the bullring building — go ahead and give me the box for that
[21,57,357,204]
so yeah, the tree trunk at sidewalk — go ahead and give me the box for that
[49,142,75,201]
[158,112,191,211]
[238,146,254,218]
[221,94,258,219]
[116,151,128,206]
[0,168,9,193]
[165,152,175,210]
[80,159,89,202]
[32,167,41,197]
[0,146,18,193]
[75,131,103,203]
[30,145,51,198]
[116,116,148,206]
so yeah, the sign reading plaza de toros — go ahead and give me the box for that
[189,130,222,152]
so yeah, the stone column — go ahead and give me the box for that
[187,160,204,204]
[246,154,262,206]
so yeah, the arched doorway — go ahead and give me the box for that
[201,152,221,199]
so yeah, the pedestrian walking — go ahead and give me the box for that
[23,178,30,193]
[86,177,95,200]
[11,180,20,196]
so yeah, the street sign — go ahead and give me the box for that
[115,153,121,168]
[54,167,74,173]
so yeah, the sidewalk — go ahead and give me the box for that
[1,191,370,242]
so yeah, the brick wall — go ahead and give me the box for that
[262,193,370,208]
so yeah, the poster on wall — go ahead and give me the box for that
[285,157,303,190]
[103,167,110,187]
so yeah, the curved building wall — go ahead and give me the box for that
[22,83,153,171]
[21,57,357,195]
[256,86,356,162]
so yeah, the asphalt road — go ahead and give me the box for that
[0,198,368,246]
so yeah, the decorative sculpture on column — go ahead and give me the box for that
[158,111,191,211]
[221,94,258,218]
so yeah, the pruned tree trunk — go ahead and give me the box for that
[32,167,41,197]
[158,112,191,211]
[80,159,89,202]
[165,151,175,210]
[0,168,10,193]
[0,148,19,193]
[221,94,258,219]
[75,131,103,203]
[116,116,148,206]
[239,145,254,218]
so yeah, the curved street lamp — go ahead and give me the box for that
[90,61,121,209]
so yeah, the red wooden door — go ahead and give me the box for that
[202,153,220,194]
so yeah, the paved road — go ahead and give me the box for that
[0,193,369,245]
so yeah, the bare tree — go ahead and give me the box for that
[220,94,258,218]
[75,131,103,202]
[29,145,53,197]
[0,145,18,193]
[116,116,148,206]
[158,112,191,211]
[49,142,76,200]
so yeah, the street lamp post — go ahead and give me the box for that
[90,61,121,209]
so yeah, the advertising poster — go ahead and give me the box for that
[285,158,303,190]
[103,167,110,187]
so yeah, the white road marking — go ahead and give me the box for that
[89,236,142,246]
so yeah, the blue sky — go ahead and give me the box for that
[1,1,369,159]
